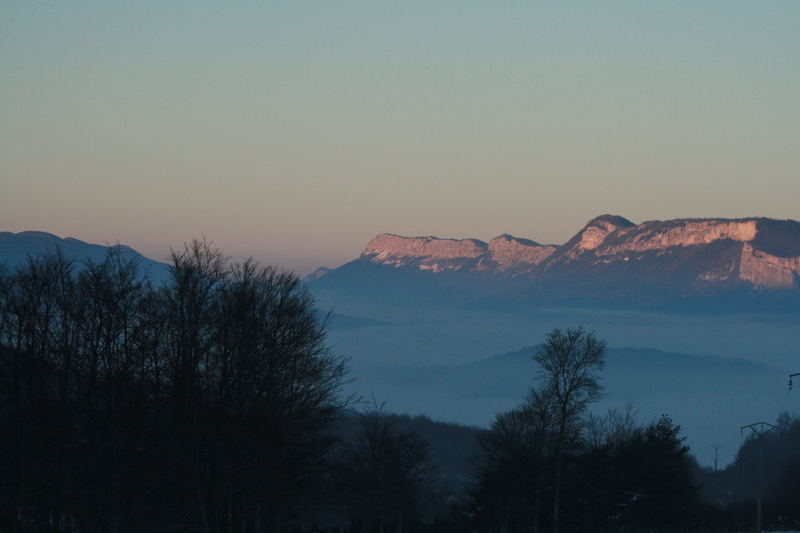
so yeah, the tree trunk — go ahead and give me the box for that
[552,448,563,533]
[533,475,542,533]
[553,428,565,533]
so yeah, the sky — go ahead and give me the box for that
[2,1,799,274]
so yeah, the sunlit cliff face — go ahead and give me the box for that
[596,220,758,255]
[361,233,556,274]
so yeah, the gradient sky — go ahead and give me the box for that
[2,1,799,274]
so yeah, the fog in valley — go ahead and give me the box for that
[320,300,800,466]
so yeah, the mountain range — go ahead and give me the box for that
[310,215,800,312]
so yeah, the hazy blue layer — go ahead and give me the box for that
[322,304,800,466]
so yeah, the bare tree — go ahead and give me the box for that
[533,327,605,533]
[585,403,640,450]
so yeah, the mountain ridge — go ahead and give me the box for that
[310,215,800,311]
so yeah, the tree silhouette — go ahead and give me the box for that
[534,327,605,533]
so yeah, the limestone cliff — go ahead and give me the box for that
[739,243,800,289]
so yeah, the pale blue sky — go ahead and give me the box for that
[2,1,799,273]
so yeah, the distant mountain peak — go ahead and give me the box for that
[486,235,556,272]
[0,230,61,241]
[304,266,332,282]
[585,214,636,229]
[567,214,636,253]
[490,233,542,247]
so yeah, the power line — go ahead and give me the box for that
[789,372,800,390]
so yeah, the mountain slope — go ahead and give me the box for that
[0,231,170,282]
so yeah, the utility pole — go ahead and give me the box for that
[713,444,720,506]
[790,372,800,390]
[740,422,780,533]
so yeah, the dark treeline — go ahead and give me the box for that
[696,413,800,532]
[1,248,798,533]
[466,328,703,533]
[466,329,799,533]
[0,243,348,532]
[470,404,702,532]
